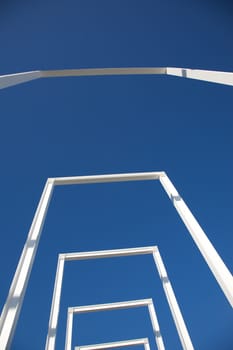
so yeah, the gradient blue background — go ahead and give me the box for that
[0,1,232,349]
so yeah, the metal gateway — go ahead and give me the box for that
[45,246,193,350]
[0,171,233,349]
[66,300,162,350]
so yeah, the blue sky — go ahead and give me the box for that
[0,1,233,349]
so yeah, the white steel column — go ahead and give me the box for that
[147,302,165,350]
[153,248,194,350]
[65,308,74,350]
[0,179,54,350]
[45,256,65,350]
[159,173,233,307]
[144,340,150,350]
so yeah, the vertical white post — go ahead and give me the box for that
[159,173,233,307]
[144,340,150,350]
[65,308,74,350]
[0,179,54,350]
[45,255,65,350]
[153,248,194,350]
[147,301,165,350]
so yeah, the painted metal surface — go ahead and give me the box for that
[1,67,233,89]
[45,246,194,350]
[65,299,164,350]
[0,179,54,350]
[152,249,194,350]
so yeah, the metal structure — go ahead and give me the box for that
[45,246,193,350]
[1,67,233,90]
[74,338,150,350]
[0,171,232,349]
[65,299,163,350]
[74,338,151,350]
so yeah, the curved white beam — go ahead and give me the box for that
[41,67,166,78]
[0,67,233,89]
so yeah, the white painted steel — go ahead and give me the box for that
[152,249,194,350]
[144,340,150,350]
[52,171,162,186]
[61,246,156,261]
[0,179,54,350]
[147,303,164,350]
[45,256,65,350]
[46,246,193,350]
[159,173,233,307]
[65,299,164,350]
[70,299,152,314]
[1,67,233,89]
[65,308,74,350]
[74,338,150,350]
[1,171,232,349]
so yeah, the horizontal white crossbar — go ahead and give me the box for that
[75,338,149,350]
[51,172,163,185]
[60,246,157,261]
[74,338,149,350]
[70,299,152,314]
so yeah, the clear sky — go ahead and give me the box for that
[0,1,233,349]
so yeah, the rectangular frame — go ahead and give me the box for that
[1,171,232,350]
[45,246,194,350]
[74,338,150,350]
[66,299,162,350]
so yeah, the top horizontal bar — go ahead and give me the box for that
[51,171,164,185]
[42,67,166,77]
[70,299,153,314]
[60,246,158,261]
[1,67,233,89]
[75,338,149,350]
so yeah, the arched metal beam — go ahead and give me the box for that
[0,67,233,89]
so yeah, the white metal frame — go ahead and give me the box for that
[65,299,163,350]
[45,245,193,350]
[0,171,232,349]
[1,67,233,89]
[74,338,150,350]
